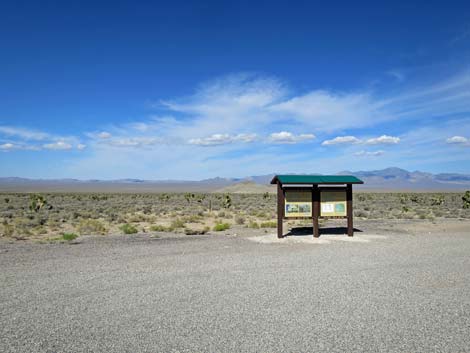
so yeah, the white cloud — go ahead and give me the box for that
[365,135,400,145]
[268,131,315,144]
[189,134,232,146]
[0,142,41,151]
[0,143,15,151]
[0,125,81,152]
[77,143,87,150]
[43,141,73,150]
[322,136,361,146]
[98,131,112,139]
[188,133,259,146]
[321,134,400,146]
[446,136,469,145]
[355,150,385,157]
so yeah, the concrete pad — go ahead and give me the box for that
[247,233,387,244]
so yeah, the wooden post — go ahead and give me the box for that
[277,182,284,238]
[312,185,320,238]
[346,184,353,236]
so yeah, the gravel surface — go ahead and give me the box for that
[1,220,470,352]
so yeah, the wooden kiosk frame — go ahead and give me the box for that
[270,175,364,238]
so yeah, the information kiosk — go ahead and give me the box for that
[270,175,364,238]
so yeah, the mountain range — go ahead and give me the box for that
[1,167,470,192]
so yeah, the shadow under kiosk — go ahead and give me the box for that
[270,175,364,238]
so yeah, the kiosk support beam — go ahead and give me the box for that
[312,185,320,238]
[277,182,284,238]
[346,184,353,236]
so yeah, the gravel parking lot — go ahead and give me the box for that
[1,220,470,352]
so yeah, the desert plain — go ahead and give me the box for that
[1,191,470,352]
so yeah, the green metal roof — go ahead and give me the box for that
[270,175,364,185]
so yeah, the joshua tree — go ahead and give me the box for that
[223,194,232,209]
[184,193,195,204]
[29,194,49,212]
[158,193,170,202]
[463,191,470,209]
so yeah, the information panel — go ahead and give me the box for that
[320,190,347,217]
[284,190,312,218]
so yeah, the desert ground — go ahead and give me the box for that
[1,191,470,240]
[1,192,470,352]
[1,218,470,352]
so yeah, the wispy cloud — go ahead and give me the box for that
[270,91,382,131]
[0,126,50,141]
[189,134,233,146]
[355,150,385,157]
[322,135,400,146]
[188,133,258,146]
[0,125,85,152]
[98,131,112,139]
[0,142,40,151]
[387,70,406,82]
[2,69,470,178]
[43,141,73,150]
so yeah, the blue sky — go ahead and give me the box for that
[1,0,470,179]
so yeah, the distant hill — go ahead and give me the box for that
[1,168,470,192]
[338,167,470,190]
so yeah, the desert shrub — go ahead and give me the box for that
[213,223,230,231]
[1,222,15,237]
[354,210,368,218]
[184,226,210,235]
[183,214,202,223]
[120,223,138,234]
[128,213,147,222]
[150,224,167,232]
[248,221,260,229]
[170,218,185,229]
[217,211,226,218]
[260,221,277,228]
[77,219,107,235]
[235,215,245,225]
[141,206,152,214]
[62,233,78,241]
